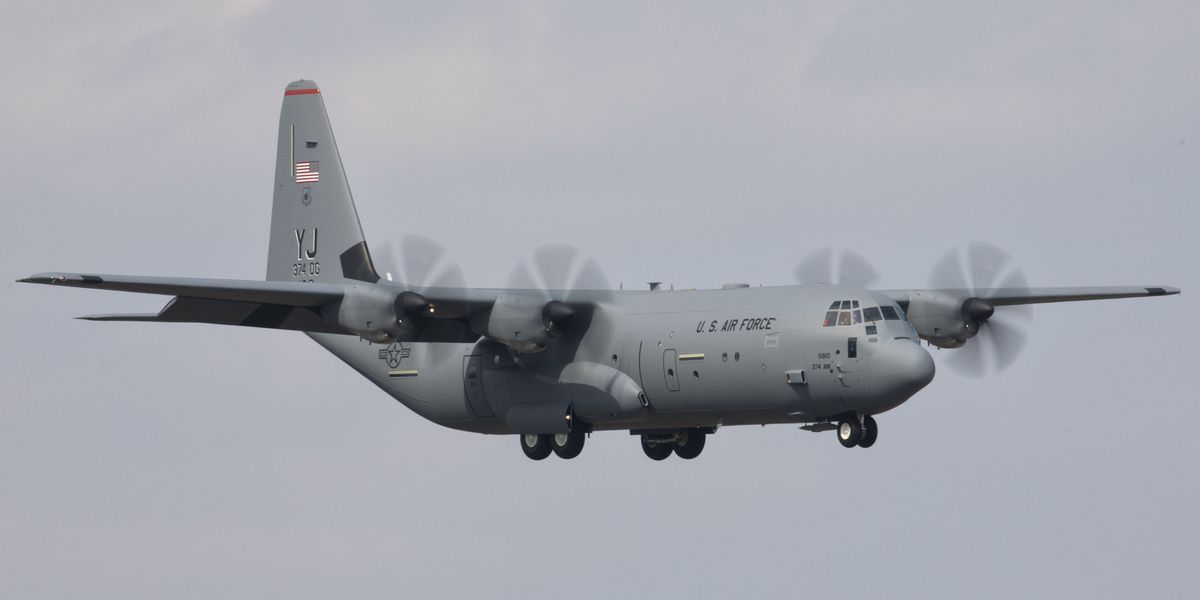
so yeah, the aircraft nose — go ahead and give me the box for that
[876,338,935,399]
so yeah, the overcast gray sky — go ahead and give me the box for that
[2,1,1197,598]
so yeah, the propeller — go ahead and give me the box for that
[373,234,473,365]
[507,243,614,304]
[375,234,466,292]
[928,241,1032,378]
[502,244,614,353]
[794,247,881,288]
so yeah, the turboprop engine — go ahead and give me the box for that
[905,292,992,349]
[484,295,575,353]
[327,285,433,343]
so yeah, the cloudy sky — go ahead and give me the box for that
[2,1,1197,598]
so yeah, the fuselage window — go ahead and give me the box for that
[837,311,852,326]
[863,306,883,322]
[829,301,841,310]
[840,300,852,310]
[823,311,838,327]
[851,300,860,309]
[852,310,863,324]
[880,306,900,320]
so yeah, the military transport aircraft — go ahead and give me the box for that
[19,80,1180,461]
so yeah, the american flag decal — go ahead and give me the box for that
[295,161,320,183]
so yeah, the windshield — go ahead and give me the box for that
[823,299,906,326]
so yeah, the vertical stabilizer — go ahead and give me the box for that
[266,80,378,284]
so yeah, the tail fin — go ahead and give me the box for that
[266,80,379,284]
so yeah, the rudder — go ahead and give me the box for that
[266,80,378,284]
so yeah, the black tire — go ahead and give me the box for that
[673,429,706,459]
[520,433,553,460]
[837,418,862,448]
[552,429,586,459]
[642,436,673,461]
[858,415,878,448]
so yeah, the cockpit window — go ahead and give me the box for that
[824,300,882,327]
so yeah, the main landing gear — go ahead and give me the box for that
[836,414,878,448]
[522,428,714,461]
[520,428,587,460]
[639,428,708,460]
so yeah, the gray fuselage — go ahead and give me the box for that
[311,284,936,435]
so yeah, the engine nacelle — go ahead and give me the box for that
[485,295,574,353]
[904,291,992,349]
[327,286,431,343]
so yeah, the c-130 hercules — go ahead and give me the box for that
[20,80,1180,461]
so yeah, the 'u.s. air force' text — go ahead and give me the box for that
[696,316,778,334]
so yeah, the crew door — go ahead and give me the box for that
[838,336,871,389]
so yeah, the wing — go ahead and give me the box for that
[17,271,517,343]
[19,272,353,334]
[885,285,1179,307]
[19,272,345,304]
[884,285,1180,359]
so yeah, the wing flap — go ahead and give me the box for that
[77,296,353,334]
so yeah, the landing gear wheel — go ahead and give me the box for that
[858,415,878,448]
[552,429,586,459]
[837,418,863,448]
[673,429,706,459]
[520,433,552,460]
[641,436,673,461]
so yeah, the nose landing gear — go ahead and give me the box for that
[858,415,878,448]
[836,414,878,448]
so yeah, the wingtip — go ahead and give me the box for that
[1147,286,1181,296]
[16,273,104,285]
